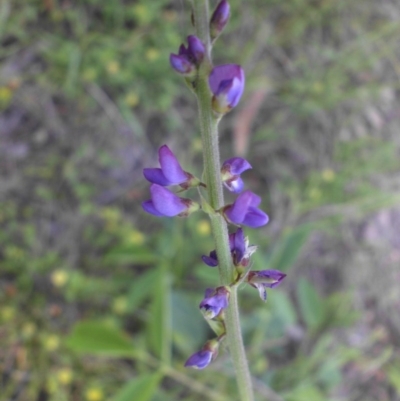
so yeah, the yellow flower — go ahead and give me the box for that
[112,296,128,315]
[51,269,69,287]
[45,335,60,351]
[125,92,139,107]
[106,61,120,75]
[321,168,335,182]
[57,368,73,385]
[197,220,211,236]
[145,48,160,62]
[85,388,103,401]
[126,230,145,246]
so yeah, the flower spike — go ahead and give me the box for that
[223,190,269,228]
[221,157,252,193]
[210,0,231,41]
[142,184,200,217]
[209,64,245,114]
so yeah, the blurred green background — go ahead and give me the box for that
[1,0,400,400]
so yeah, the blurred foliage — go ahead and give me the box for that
[1,0,400,400]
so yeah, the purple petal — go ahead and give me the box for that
[204,288,215,298]
[158,145,187,184]
[142,200,164,217]
[224,177,244,193]
[225,190,255,224]
[254,270,286,288]
[223,157,252,175]
[187,35,205,64]
[209,64,245,95]
[234,228,245,263]
[143,168,173,186]
[253,283,267,301]
[169,54,194,75]
[184,350,213,369]
[242,207,269,228]
[202,251,218,267]
[150,184,187,216]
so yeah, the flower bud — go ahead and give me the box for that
[199,286,230,320]
[210,0,230,41]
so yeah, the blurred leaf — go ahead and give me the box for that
[65,320,134,357]
[269,290,297,328]
[113,373,162,401]
[286,384,325,401]
[146,265,171,364]
[171,291,207,354]
[297,278,326,331]
[267,225,312,272]
[104,245,158,265]
[387,363,400,393]
[127,269,159,311]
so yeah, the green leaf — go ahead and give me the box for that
[297,278,326,331]
[113,373,162,401]
[65,320,134,357]
[127,269,159,311]
[267,224,312,272]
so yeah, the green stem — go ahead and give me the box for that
[192,1,255,400]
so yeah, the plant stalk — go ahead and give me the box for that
[192,1,255,400]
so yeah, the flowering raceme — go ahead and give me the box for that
[142,0,287,375]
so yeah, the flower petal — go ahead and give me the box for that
[150,184,187,216]
[224,176,244,193]
[143,168,173,186]
[242,207,269,228]
[234,228,245,263]
[142,200,164,217]
[224,190,254,224]
[223,157,252,175]
[158,145,187,184]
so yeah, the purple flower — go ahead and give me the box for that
[143,145,198,189]
[223,190,269,228]
[210,0,231,41]
[142,184,200,217]
[184,339,220,369]
[209,64,245,114]
[247,270,287,301]
[199,286,230,319]
[170,35,205,76]
[221,157,252,193]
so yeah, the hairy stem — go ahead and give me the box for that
[192,1,255,400]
